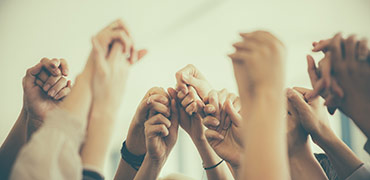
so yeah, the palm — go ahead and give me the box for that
[179,110,204,139]
[300,100,329,136]
[148,132,177,160]
[209,124,242,166]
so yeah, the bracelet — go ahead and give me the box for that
[120,141,146,171]
[204,159,224,170]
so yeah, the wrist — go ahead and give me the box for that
[126,123,146,155]
[90,102,117,121]
[239,85,283,99]
[311,125,336,147]
[91,102,118,117]
[230,163,240,176]
[192,135,208,146]
[145,153,166,167]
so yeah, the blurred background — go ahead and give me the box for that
[0,0,369,179]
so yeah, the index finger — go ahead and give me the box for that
[306,55,319,86]
[59,59,69,76]
[40,58,61,76]
[312,39,331,52]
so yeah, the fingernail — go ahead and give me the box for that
[214,120,220,126]
[54,94,61,100]
[63,69,69,75]
[188,106,194,115]
[208,106,216,113]
[43,84,51,91]
[218,134,224,140]
[146,97,152,105]
[48,89,56,97]
[53,69,61,75]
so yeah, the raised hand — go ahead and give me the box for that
[133,92,179,180]
[175,64,212,100]
[170,86,205,141]
[229,31,285,102]
[81,19,148,171]
[22,58,71,137]
[287,87,364,179]
[89,19,147,113]
[229,31,289,180]
[306,54,343,114]
[309,33,370,136]
[285,88,329,180]
[126,87,170,155]
[286,87,329,144]
[203,89,242,172]
[144,89,179,161]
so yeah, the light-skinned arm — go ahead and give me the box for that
[80,19,147,173]
[229,31,290,179]
[286,88,328,180]
[203,89,242,178]
[173,87,231,180]
[290,87,363,179]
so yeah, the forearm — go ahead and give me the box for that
[114,159,138,180]
[134,155,164,180]
[114,124,145,180]
[193,139,231,180]
[241,94,290,180]
[81,107,116,172]
[10,108,86,180]
[315,126,363,179]
[289,145,328,180]
[126,122,146,155]
[0,108,28,179]
[59,74,92,120]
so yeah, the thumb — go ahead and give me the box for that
[205,129,224,142]
[169,98,179,134]
[225,99,242,127]
[287,88,310,114]
[182,74,201,87]
[23,63,43,89]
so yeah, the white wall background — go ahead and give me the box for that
[0,0,369,179]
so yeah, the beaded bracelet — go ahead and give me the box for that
[204,159,224,170]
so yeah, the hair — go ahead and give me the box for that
[314,153,338,180]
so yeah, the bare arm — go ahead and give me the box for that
[0,108,28,180]
[230,31,290,179]
[315,125,363,179]
[291,87,363,179]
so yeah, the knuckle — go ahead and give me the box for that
[155,113,165,120]
[40,57,49,63]
[175,71,183,79]
[57,91,66,97]
[116,19,124,25]
[26,68,32,75]
[220,88,227,94]
[186,64,195,69]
